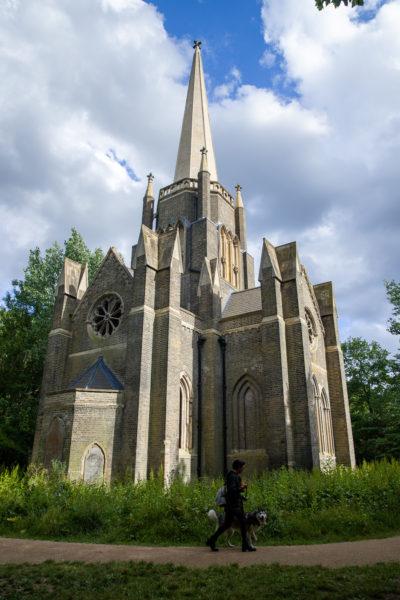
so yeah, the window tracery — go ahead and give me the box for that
[89,294,123,337]
[305,308,317,349]
[220,227,240,288]
[313,378,335,457]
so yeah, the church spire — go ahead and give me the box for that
[174,41,218,183]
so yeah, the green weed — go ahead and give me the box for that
[1,460,400,545]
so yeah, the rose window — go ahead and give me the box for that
[90,295,123,337]
[305,309,317,348]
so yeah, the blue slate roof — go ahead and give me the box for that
[68,356,123,391]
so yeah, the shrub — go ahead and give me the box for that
[1,460,400,545]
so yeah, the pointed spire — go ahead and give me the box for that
[145,172,154,198]
[174,41,218,182]
[235,184,244,208]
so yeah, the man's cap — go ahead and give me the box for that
[232,459,246,470]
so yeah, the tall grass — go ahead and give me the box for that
[1,461,400,545]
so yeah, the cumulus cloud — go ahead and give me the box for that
[210,0,400,351]
[0,0,399,353]
[0,0,188,288]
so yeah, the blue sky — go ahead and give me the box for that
[151,0,296,98]
[0,0,399,352]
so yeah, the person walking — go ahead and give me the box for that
[206,459,256,552]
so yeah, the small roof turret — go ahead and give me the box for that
[145,172,154,198]
[235,184,244,208]
[199,146,209,173]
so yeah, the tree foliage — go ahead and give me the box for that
[343,337,400,463]
[386,280,400,337]
[0,230,104,467]
[316,0,364,9]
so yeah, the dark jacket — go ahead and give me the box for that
[225,470,245,511]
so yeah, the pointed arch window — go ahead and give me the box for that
[179,374,193,452]
[232,376,263,450]
[233,237,240,288]
[220,227,240,288]
[220,228,227,280]
[313,378,335,457]
[321,389,335,456]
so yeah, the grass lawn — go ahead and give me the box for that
[1,562,400,600]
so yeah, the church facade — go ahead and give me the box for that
[32,42,355,483]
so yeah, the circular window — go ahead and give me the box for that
[305,309,317,350]
[89,294,123,337]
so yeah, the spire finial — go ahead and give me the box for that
[193,40,202,50]
[235,184,244,208]
[145,172,154,198]
[199,146,209,173]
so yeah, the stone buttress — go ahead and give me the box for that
[32,41,355,482]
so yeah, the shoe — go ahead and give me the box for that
[206,538,219,552]
[242,546,257,552]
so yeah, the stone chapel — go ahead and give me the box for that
[32,42,355,483]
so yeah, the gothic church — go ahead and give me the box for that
[32,42,355,482]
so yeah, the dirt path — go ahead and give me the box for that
[1,536,400,568]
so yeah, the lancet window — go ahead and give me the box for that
[313,378,335,456]
[179,374,193,452]
[232,376,263,450]
[220,226,240,288]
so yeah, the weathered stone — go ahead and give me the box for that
[32,43,355,482]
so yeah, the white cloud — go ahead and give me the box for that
[213,0,400,352]
[0,0,398,355]
[214,66,242,99]
[0,0,189,290]
[259,49,276,68]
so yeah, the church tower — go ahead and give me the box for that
[32,42,355,483]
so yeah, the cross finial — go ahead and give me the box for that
[200,146,208,156]
[193,40,202,50]
[147,172,154,182]
[235,184,242,192]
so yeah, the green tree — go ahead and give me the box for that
[316,0,364,8]
[386,280,400,337]
[343,337,400,463]
[0,230,104,467]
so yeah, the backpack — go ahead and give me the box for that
[215,485,227,507]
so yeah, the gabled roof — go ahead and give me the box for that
[221,287,262,320]
[68,356,124,391]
